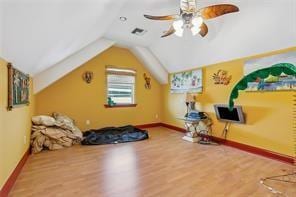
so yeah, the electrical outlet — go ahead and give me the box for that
[23,136,27,144]
[86,120,91,125]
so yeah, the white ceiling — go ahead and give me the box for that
[1,0,127,75]
[106,0,296,72]
[1,0,296,88]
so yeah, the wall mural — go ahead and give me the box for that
[7,63,30,110]
[229,63,296,110]
[170,69,202,93]
[244,51,296,91]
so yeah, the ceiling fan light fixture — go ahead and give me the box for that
[173,19,184,37]
[144,1,239,38]
[191,26,201,36]
[192,17,203,27]
[175,28,184,37]
[173,19,183,30]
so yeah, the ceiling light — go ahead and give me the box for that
[191,17,203,36]
[119,16,127,21]
[175,28,184,37]
[173,19,184,30]
[173,19,184,37]
[192,17,203,27]
[191,26,201,36]
[144,1,239,38]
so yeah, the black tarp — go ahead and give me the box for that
[81,125,149,145]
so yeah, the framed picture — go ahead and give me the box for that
[244,51,296,91]
[170,69,202,93]
[7,63,30,110]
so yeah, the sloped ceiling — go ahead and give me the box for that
[1,0,128,75]
[33,38,115,93]
[1,0,296,93]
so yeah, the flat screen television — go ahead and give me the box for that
[214,104,245,124]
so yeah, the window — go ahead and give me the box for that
[106,67,136,105]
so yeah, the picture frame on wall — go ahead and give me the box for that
[7,63,30,110]
[170,69,202,93]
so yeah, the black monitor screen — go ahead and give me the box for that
[214,104,245,124]
[217,107,240,121]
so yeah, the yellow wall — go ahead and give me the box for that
[163,47,296,157]
[36,47,162,131]
[0,58,35,189]
[0,43,294,191]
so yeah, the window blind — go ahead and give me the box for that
[106,67,136,105]
[106,66,136,76]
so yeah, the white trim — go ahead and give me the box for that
[130,46,168,84]
[33,38,115,94]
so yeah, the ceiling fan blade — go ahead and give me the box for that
[161,26,175,38]
[180,0,197,13]
[199,4,239,20]
[199,23,208,37]
[144,14,178,21]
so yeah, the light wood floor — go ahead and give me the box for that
[10,127,295,197]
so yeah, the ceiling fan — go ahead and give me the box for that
[144,0,239,38]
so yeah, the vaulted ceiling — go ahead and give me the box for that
[1,0,296,93]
